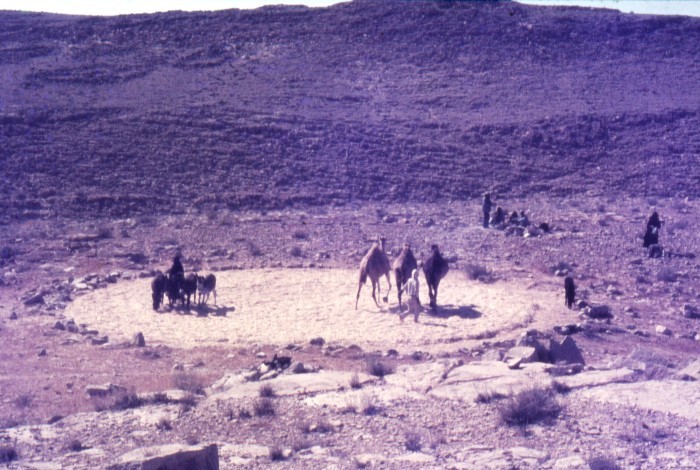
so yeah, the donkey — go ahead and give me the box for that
[423,244,449,311]
[196,274,217,306]
[151,271,167,310]
[181,273,198,309]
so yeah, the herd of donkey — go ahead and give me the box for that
[149,202,665,320]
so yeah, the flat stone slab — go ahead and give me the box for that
[579,380,700,422]
[108,443,218,470]
[209,370,376,400]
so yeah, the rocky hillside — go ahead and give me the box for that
[1,0,699,221]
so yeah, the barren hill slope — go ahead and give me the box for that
[1,0,699,221]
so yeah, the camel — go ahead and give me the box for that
[392,243,418,311]
[355,236,392,309]
[423,244,449,310]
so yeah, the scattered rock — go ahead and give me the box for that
[133,332,146,347]
[655,325,672,336]
[310,337,325,346]
[507,358,523,370]
[53,321,66,330]
[584,305,612,319]
[505,346,539,363]
[255,351,267,359]
[37,348,47,357]
[47,415,63,424]
[674,360,700,381]
[91,335,109,345]
[681,304,698,319]
[9,311,18,320]
[108,443,219,470]
[23,293,45,306]
[86,383,126,397]
[549,336,585,365]
[553,324,582,336]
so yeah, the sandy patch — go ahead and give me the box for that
[66,269,563,352]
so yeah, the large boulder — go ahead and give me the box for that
[108,443,218,470]
[549,336,585,365]
[584,305,612,319]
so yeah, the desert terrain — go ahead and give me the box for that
[1,0,699,468]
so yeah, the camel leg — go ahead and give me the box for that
[355,283,364,310]
[382,272,391,303]
[371,279,380,308]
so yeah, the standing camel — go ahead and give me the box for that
[393,243,418,311]
[355,236,392,309]
[423,244,449,311]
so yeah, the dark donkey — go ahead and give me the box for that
[151,271,167,310]
[393,243,417,311]
[423,244,449,311]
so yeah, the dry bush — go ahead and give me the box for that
[465,263,492,281]
[254,398,276,417]
[238,408,252,420]
[0,444,18,463]
[290,245,303,257]
[367,360,393,378]
[302,419,334,434]
[96,225,113,239]
[292,230,309,240]
[247,240,262,257]
[498,386,562,427]
[110,392,145,411]
[656,268,677,283]
[66,439,83,452]
[172,372,206,395]
[475,390,507,404]
[186,435,199,446]
[259,384,276,398]
[269,445,286,461]
[13,394,33,409]
[349,373,362,390]
[551,380,572,395]
[588,456,623,470]
[156,417,172,431]
[360,394,381,416]
[404,430,422,452]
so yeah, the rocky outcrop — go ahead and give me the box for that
[108,443,218,470]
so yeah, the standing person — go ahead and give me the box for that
[564,275,576,309]
[482,192,492,228]
[399,269,421,323]
[167,254,184,278]
[647,210,661,229]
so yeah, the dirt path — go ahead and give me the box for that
[66,269,565,353]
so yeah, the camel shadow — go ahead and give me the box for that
[427,304,482,320]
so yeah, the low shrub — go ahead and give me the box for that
[290,246,303,257]
[0,444,18,463]
[66,439,83,452]
[367,360,393,378]
[405,431,422,452]
[475,390,507,404]
[588,456,622,470]
[349,373,362,390]
[360,394,380,416]
[465,263,492,281]
[172,372,206,395]
[269,445,286,461]
[254,398,276,417]
[156,417,172,431]
[14,394,33,409]
[259,384,276,398]
[498,386,562,427]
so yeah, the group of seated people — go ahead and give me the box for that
[490,207,530,228]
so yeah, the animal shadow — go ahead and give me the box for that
[193,305,236,317]
[428,304,482,320]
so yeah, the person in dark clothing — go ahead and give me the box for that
[647,210,661,229]
[482,193,492,228]
[168,255,184,278]
[643,225,659,248]
[564,275,576,309]
[491,206,505,226]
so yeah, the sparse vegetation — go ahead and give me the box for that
[156,417,173,431]
[656,268,677,283]
[360,394,380,416]
[14,394,33,409]
[66,439,84,452]
[0,444,18,463]
[498,386,562,427]
[465,263,492,281]
[588,456,623,470]
[404,430,422,452]
[551,380,572,395]
[290,245,303,257]
[475,390,507,404]
[247,240,262,257]
[367,360,393,378]
[172,371,206,395]
[254,398,276,417]
[269,445,286,461]
[259,384,276,398]
[238,408,252,420]
[350,373,362,389]
[292,230,308,240]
